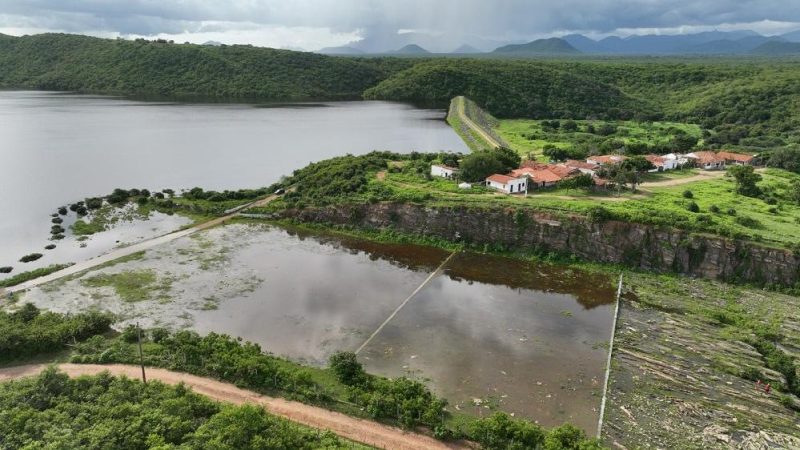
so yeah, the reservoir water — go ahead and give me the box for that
[0,91,467,278]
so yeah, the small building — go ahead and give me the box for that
[430,164,459,179]
[645,155,679,172]
[529,169,563,188]
[565,160,600,175]
[663,153,692,167]
[485,174,528,194]
[717,151,757,166]
[587,155,626,166]
[687,151,725,170]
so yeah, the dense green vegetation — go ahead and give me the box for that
[0,304,111,362]
[0,264,73,288]
[0,368,362,449]
[365,59,650,119]
[71,328,449,431]
[497,118,703,159]
[0,33,410,99]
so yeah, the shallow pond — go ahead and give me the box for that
[0,91,466,278]
[20,223,615,432]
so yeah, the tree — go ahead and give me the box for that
[669,133,699,152]
[543,145,569,162]
[459,151,506,182]
[561,120,578,132]
[495,147,522,171]
[728,165,762,197]
[328,351,365,385]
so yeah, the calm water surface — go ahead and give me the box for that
[0,91,467,278]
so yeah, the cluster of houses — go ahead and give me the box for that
[431,150,756,195]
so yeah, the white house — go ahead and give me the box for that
[645,155,679,172]
[663,153,692,167]
[485,174,528,194]
[687,151,725,170]
[430,164,459,179]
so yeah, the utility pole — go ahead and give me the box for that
[137,322,146,384]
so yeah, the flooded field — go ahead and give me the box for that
[18,222,615,432]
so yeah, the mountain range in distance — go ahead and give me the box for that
[318,29,800,56]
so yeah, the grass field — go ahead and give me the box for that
[372,168,800,249]
[496,119,704,160]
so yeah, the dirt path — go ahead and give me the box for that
[0,363,465,450]
[453,96,502,149]
[1,195,277,295]
[640,170,726,188]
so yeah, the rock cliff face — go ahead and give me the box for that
[280,203,800,287]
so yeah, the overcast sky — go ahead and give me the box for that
[1,1,799,51]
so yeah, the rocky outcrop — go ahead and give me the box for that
[279,203,800,287]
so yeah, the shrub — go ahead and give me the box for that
[57,207,68,215]
[0,267,12,274]
[709,205,720,213]
[768,207,779,214]
[329,351,365,385]
[683,190,694,199]
[50,225,65,234]
[19,253,43,263]
[735,215,762,229]
[44,244,56,250]
[686,201,700,213]
[51,217,63,224]
[85,197,104,210]
[587,206,613,223]
[727,208,737,216]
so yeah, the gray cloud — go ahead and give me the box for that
[1,0,799,51]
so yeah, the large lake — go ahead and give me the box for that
[0,91,467,277]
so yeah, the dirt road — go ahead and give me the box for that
[453,96,502,149]
[1,195,276,295]
[639,170,726,188]
[0,363,465,450]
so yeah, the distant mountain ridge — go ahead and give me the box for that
[562,30,796,54]
[493,38,580,55]
[393,44,430,55]
[751,41,800,55]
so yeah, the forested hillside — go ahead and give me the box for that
[364,59,654,119]
[0,33,411,99]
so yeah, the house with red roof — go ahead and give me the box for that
[717,151,757,166]
[565,160,600,175]
[687,151,726,170]
[485,173,528,194]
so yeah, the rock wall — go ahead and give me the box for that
[280,203,800,287]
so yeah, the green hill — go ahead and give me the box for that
[493,38,580,55]
[0,33,411,100]
[751,41,800,55]
[363,59,652,119]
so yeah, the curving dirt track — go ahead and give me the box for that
[0,363,467,450]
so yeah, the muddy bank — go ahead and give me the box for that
[278,203,800,287]
[604,274,800,449]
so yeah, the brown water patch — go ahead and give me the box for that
[360,252,616,434]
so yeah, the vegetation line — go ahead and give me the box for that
[355,251,458,355]
[596,272,624,439]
